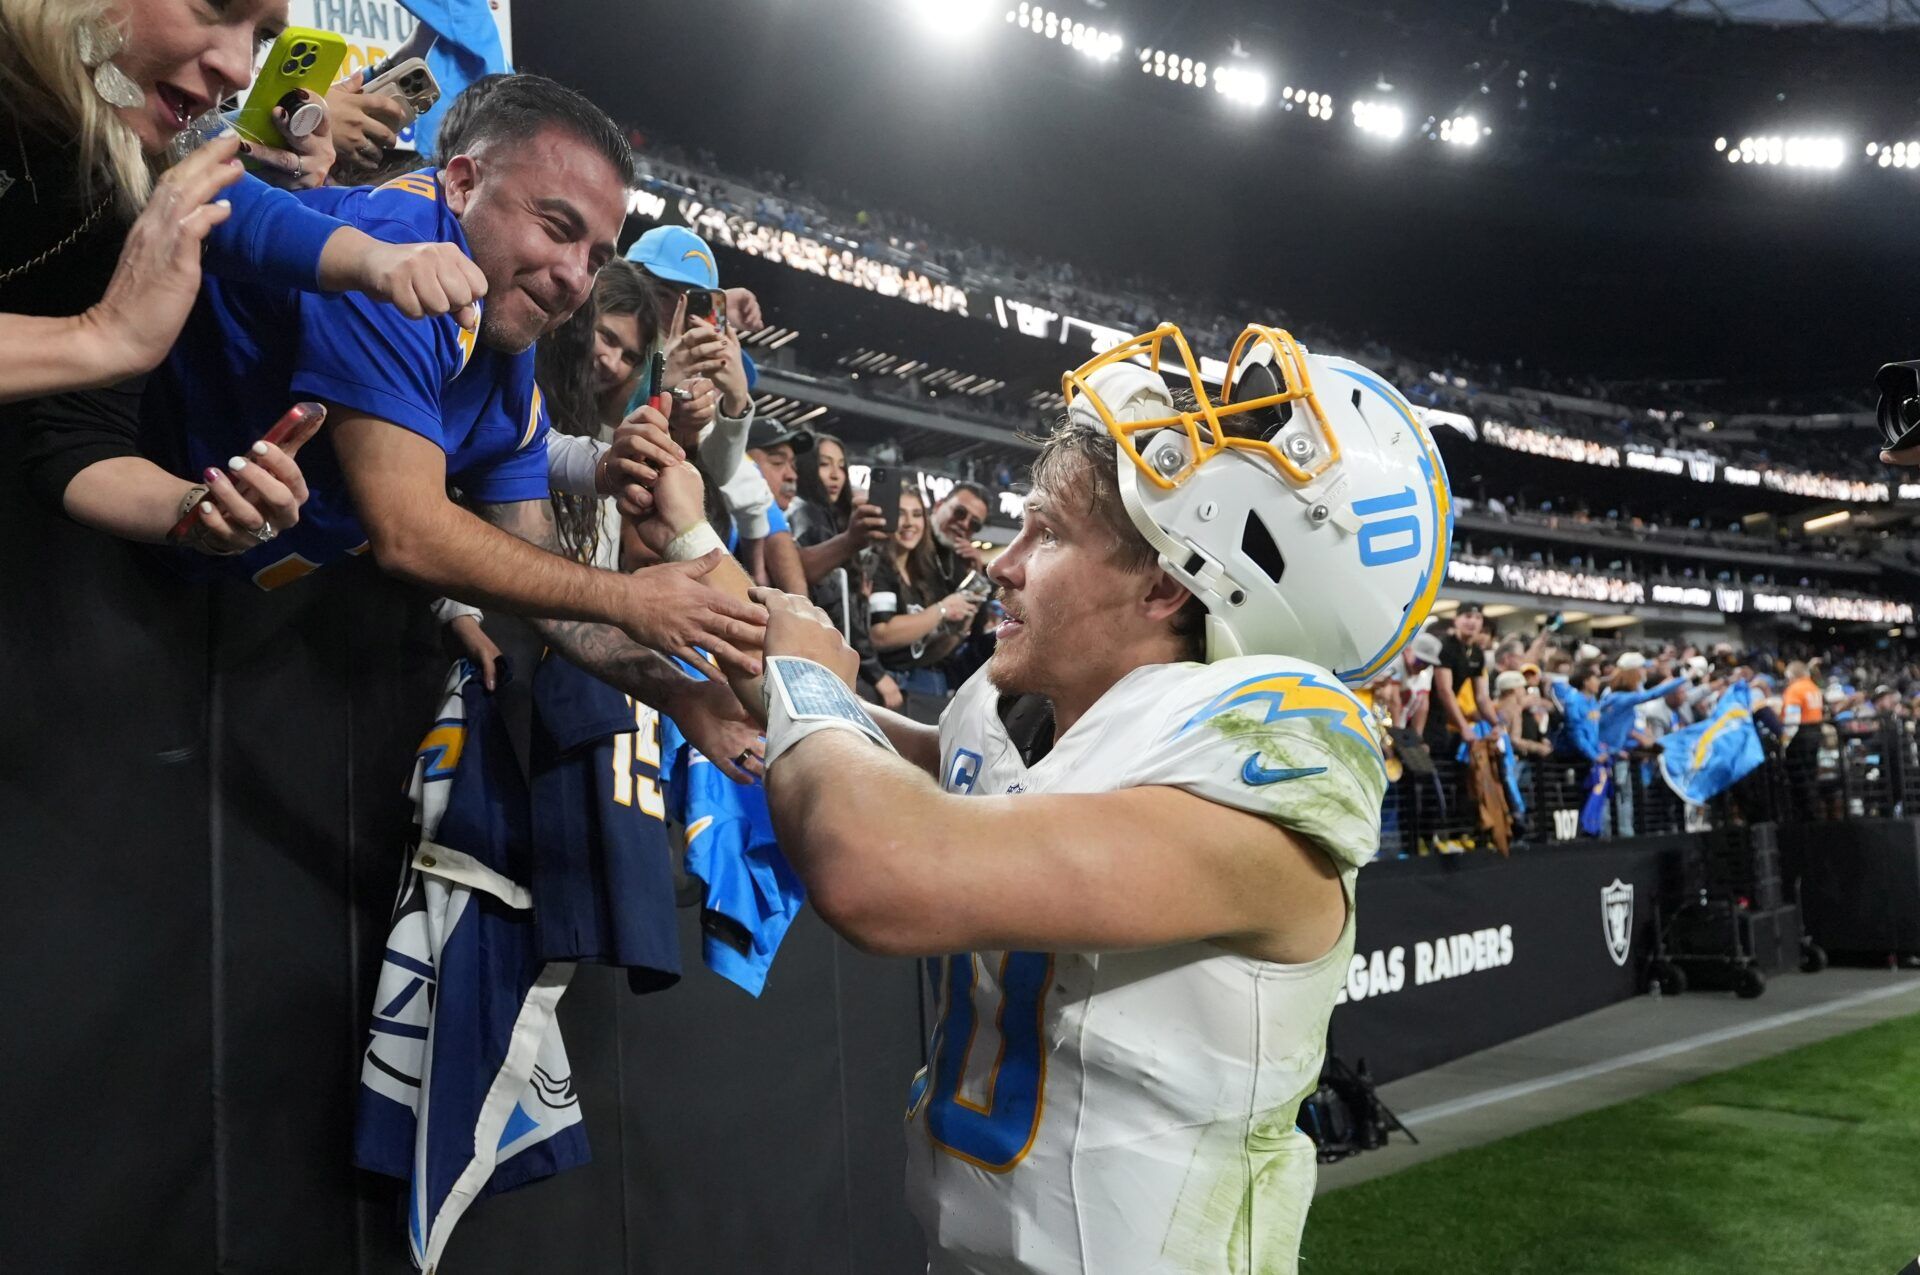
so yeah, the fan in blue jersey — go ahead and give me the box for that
[142,160,549,589]
[355,663,587,1273]
[133,76,766,755]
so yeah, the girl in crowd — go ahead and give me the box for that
[866,486,980,722]
[788,432,900,709]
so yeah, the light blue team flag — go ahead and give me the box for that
[399,1,513,156]
[1657,681,1766,804]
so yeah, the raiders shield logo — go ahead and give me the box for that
[1601,878,1634,967]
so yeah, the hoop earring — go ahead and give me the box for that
[77,20,145,110]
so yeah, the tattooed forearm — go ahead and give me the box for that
[477,498,693,710]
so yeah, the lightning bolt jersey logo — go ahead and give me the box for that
[1174,669,1383,763]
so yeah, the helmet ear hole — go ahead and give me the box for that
[1239,511,1287,585]
[1223,359,1292,441]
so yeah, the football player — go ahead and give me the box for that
[678,323,1449,1273]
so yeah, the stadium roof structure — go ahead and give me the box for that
[1568,0,1920,27]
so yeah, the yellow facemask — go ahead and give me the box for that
[1060,322,1342,491]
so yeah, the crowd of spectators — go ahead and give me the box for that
[6,3,1913,866]
[627,132,1887,485]
[1363,602,1920,854]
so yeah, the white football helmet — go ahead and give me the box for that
[1062,322,1453,683]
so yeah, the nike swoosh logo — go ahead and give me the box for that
[1241,755,1328,786]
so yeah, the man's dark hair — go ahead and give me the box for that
[1030,397,1207,660]
[433,72,637,187]
[1574,661,1603,688]
[941,480,991,510]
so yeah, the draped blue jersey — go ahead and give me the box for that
[142,170,550,589]
[661,710,807,998]
[355,664,587,1273]
[529,654,682,993]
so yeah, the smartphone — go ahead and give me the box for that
[361,56,440,121]
[234,28,348,149]
[684,288,728,334]
[958,570,993,601]
[870,467,902,533]
[168,402,327,542]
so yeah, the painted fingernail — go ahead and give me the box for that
[251,441,269,456]
[215,198,231,208]
[204,467,224,484]
[227,455,248,471]
[200,501,216,516]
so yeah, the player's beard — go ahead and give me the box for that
[987,597,1046,698]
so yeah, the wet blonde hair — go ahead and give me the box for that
[0,0,153,214]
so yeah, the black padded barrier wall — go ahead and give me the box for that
[0,459,927,1274]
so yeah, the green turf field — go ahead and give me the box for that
[1301,1012,1920,1275]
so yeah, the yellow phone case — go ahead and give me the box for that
[233,28,348,149]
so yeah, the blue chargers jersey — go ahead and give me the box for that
[529,654,682,993]
[355,664,588,1272]
[661,687,807,998]
[142,170,550,590]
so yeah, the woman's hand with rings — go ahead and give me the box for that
[176,440,310,556]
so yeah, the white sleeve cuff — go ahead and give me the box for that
[432,597,483,626]
[545,432,607,499]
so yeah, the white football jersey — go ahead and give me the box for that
[905,656,1387,1275]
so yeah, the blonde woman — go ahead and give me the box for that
[2,0,488,549]
[0,0,483,395]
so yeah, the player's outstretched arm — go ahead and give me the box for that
[752,591,1344,962]
[330,409,765,680]
[859,703,940,776]
[769,733,1345,964]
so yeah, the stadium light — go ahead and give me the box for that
[1804,510,1852,532]
[908,0,996,39]
[1282,86,1335,120]
[1351,98,1405,140]
[1868,140,1920,169]
[1011,6,1123,61]
[1137,47,1214,92]
[1724,134,1845,170]
[1214,64,1269,108]
[1438,114,1483,147]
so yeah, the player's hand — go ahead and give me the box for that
[599,406,685,517]
[356,241,488,331]
[723,286,765,334]
[872,673,904,711]
[83,135,243,383]
[1883,442,1920,467]
[618,553,766,681]
[326,71,413,177]
[448,614,504,691]
[750,586,861,689]
[182,440,310,555]
[664,675,765,785]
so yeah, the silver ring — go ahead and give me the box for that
[252,522,279,544]
[733,750,752,767]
